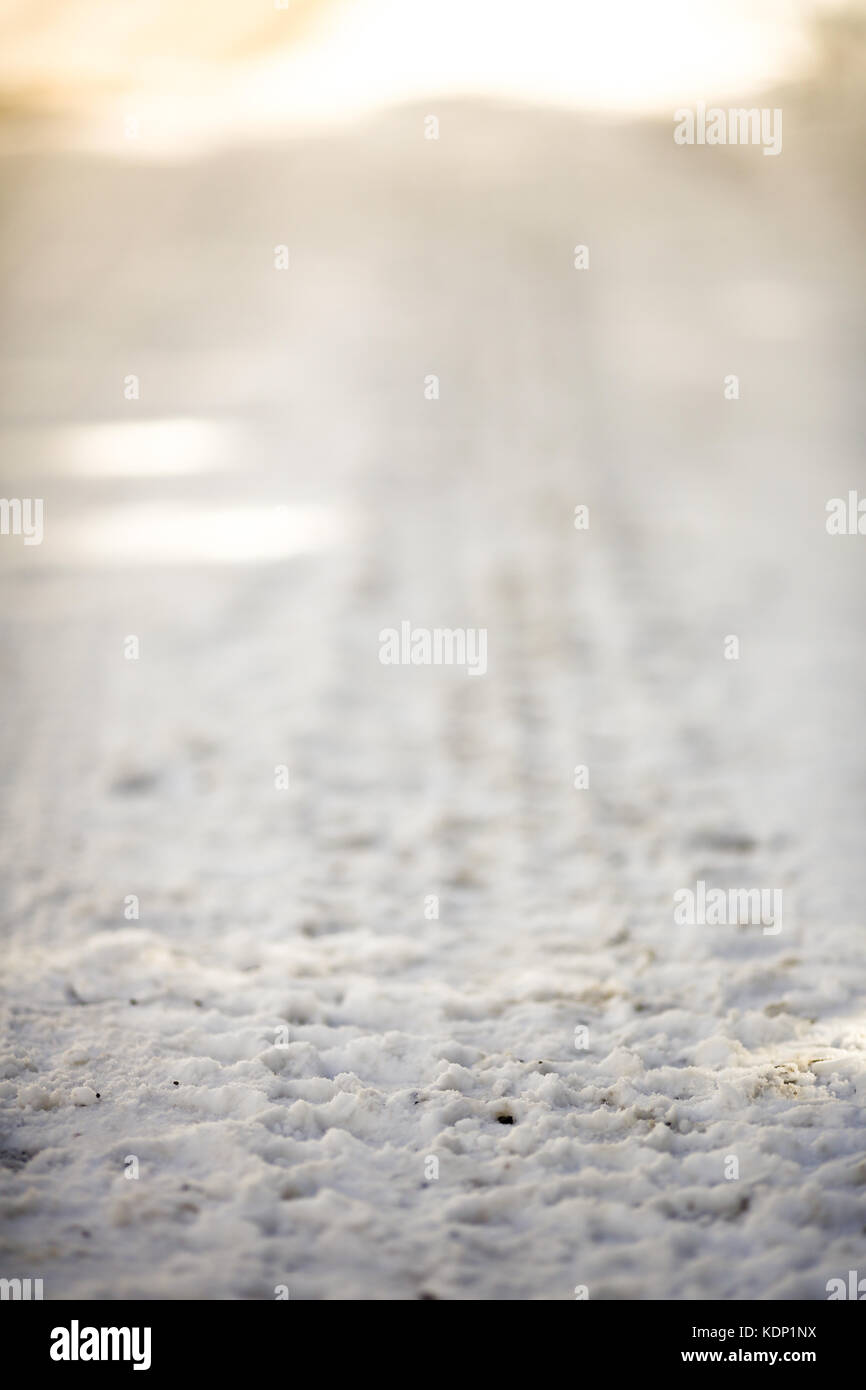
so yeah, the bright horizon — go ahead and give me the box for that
[0,0,841,153]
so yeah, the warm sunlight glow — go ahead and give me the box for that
[0,0,832,155]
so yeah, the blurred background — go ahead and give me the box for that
[1,0,864,913]
[0,0,860,132]
[1,0,866,1300]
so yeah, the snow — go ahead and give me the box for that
[1,89,865,1300]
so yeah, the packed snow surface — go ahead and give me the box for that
[1,99,865,1299]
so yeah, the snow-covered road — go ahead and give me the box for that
[1,94,865,1299]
